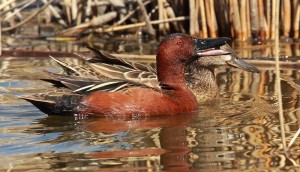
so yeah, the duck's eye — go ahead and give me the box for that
[177,39,183,45]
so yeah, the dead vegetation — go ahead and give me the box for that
[0,0,299,42]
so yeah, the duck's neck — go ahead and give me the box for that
[156,53,186,88]
[186,66,219,100]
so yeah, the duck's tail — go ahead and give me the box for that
[20,89,83,115]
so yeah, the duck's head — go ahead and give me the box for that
[156,33,231,85]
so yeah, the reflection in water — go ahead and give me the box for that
[0,53,300,171]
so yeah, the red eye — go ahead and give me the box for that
[177,39,183,45]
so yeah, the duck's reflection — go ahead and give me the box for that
[32,96,299,171]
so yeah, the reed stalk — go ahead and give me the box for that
[42,0,67,27]
[266,0,271,38]
[64,0,71,25]
[85,0,92,22]
[282,0,291,37]
[162,1,170,31]
[232,0,242,40]
[189,0,195,35]
[1,0,55,32]
[60,11,117,35]
[199,0,207,38]
[4,0,35,21]
[0,17,1,56]
[209,0,218,37]
[158,0,166,34]
[137,0,155,35]
[258,0,267,40]
[271,0,276,39]
[293,0,299,38]
[250,0,259,38]
[76,1,83,26]
[240,0,247,40]
[204,0,213,37]
[0,0,15,11]
[229,0,234,38]
[164,1,179,31]
[274,0,287,150]
[71,0,77,24]
[246,0,251,39]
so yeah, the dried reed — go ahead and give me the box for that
[0,0,299,40]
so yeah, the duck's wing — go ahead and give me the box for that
[49,56,106,79]
[43,71,142,94]
[76,47,160,89]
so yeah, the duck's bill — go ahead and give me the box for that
[194,37,231,50]
[195,44,259,73]
[226,54,259,73]
[196,49,231,56]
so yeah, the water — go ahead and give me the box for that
[0,43,300,171]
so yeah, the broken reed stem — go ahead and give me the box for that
[96,16,189,33]
[137,0,155,35]
[1,0,55,32]
[274,0,287,150]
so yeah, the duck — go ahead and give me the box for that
[43,43,259,102]
[22,33,258,117]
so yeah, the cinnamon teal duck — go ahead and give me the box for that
[22,33,258,117]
